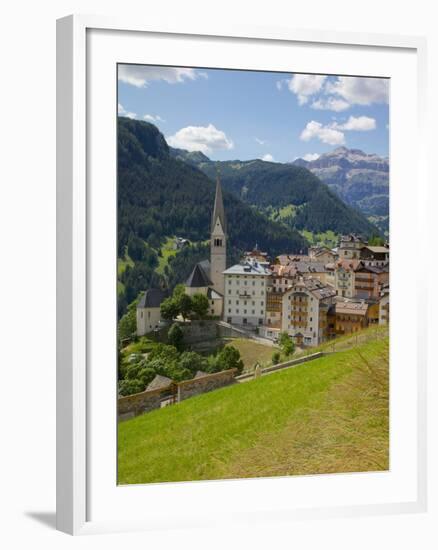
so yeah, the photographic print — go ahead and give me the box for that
[117,65,389,485]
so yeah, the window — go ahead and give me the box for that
[258,318,263,325]
[228,308,231,313]
[236,300,239,305]
[214,238,222,247]
[140,312,143,318]
[244,309,247,314]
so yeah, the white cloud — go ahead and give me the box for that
[302,153,320,162]
[300,121,345,146]
[143,114,165,123]
[255,137,267,145]
[260,153,274,162]
[118,103,137,119]
[326,76,389,106]
[166,124,234,154]
[287,74,327,105]
[332,115,376,131]
[118,65,205,88]
[311,97,350,112]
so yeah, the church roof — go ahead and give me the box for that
[137,288,169,309]
[186,262,212,288]
[211,175,227,233]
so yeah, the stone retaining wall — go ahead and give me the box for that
[181,320,219,343]
[177,369,237,402]
[236,352,324,381]
[118,369,237,419]
[118,384,174,420]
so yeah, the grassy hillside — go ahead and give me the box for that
[118,336,389,484]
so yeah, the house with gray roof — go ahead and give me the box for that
[136,288,169,336]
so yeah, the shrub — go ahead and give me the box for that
[271,351,281,365]
[214,346,244,375]
[118,379,145,396]
[168,323,184,351]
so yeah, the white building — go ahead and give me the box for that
[223,260,271,327]
[136,289,169,336]
[281,278,336,347]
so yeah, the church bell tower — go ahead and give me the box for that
[210,174,227,295]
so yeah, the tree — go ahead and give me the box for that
[178,351,208,375]
[118,379,145,396]
[160,296,179,320]
[118,299,139,340]
[278,331,295,357]
[191,293,209,319]
[215,345,244,375]
[176,293,193,321]
[168,323,184,351]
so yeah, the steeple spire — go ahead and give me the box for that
[211,172,227,234]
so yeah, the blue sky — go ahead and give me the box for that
[118,65,389,163]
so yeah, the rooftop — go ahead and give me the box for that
[186,262,212,288]
[146,374,173,391]
[137,288,169,309]
[335,299,369,316]
[285,278,336,301]
[223,260,271,276]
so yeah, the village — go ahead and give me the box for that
[136,176,390,348]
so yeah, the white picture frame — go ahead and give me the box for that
[56,14,428,535]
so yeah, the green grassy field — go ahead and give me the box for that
[156,236,178,275]
[118,336,389,484]
[300,229,339,248]
[225,338,274,371]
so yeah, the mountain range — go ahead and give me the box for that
[293,147,389,233]
[170,147,379,238]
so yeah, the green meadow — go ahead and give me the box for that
[118,336,389,485]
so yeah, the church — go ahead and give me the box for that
[184,175,227,317]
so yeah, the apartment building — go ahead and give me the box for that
[281,278,336,347]
[223,260,271,327]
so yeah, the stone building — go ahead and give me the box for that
[210,175,227,296]
[184,175,226,316]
